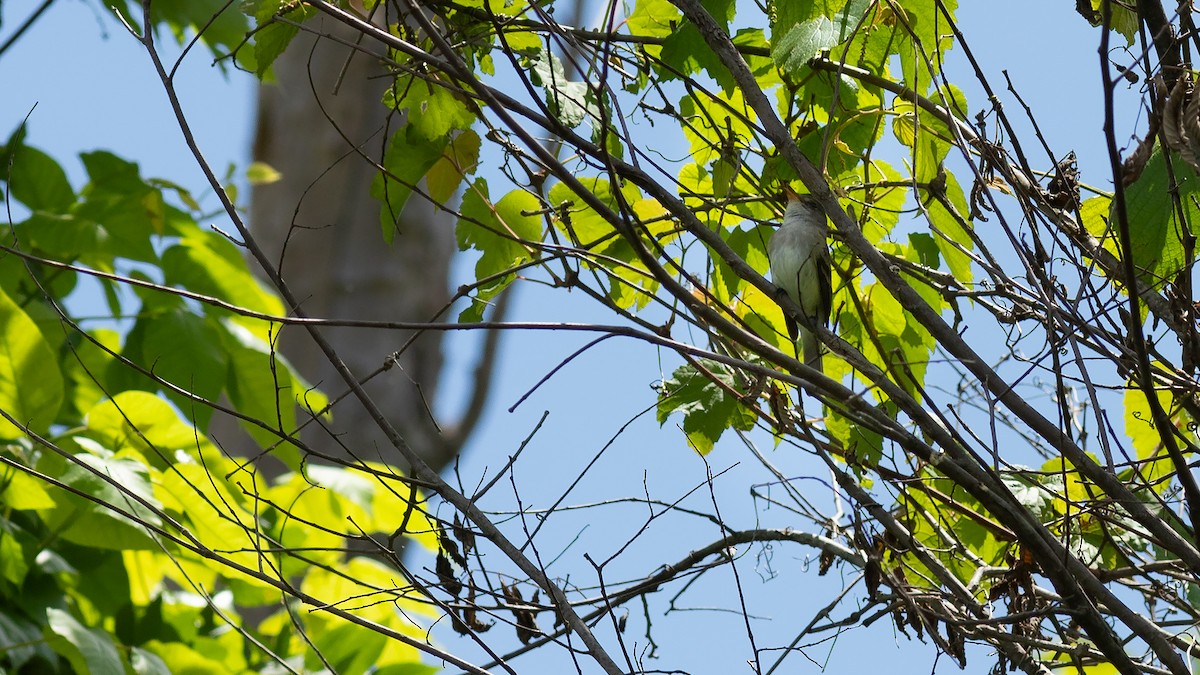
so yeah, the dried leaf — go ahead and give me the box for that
[436,550,463,597]
[451,609,471,635]
[987,578,1011,603]
[865,559,882,600]
[437,522,466,567]
[451,590,494,635]
[1122,129,1155,185]
[1046,151,1080,210]
[1163,74,1189,151]
[502,582,541,644]
[818,548,834,576]
[947,622,966,667]
[453,514,476,558]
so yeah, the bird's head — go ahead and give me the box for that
[781,186,825,224]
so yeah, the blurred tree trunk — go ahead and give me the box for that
[245,15,463,474]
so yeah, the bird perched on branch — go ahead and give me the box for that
[768,188,832,373]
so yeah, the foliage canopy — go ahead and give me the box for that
[2,0,1200,674]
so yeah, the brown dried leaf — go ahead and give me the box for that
[451,588,494,635]
[437,523,466,567]
[947,622,966,667]
[865,559,882,600]
[436,550,463,597]
[1163,73,1190,152]
[502,582,541,644]
[1046,151,1080,210]
[451,609,471,635]
[818,548,834,576]
[1183,81,1200,172]
[453,514,476,558]
[1122,130,1155,185]
[987,578,1010,603]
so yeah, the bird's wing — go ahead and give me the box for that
[816,245,832,327]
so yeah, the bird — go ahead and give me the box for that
[768,188,832,373]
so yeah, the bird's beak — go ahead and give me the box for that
[783,185,800,201]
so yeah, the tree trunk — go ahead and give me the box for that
[245,15,458,474]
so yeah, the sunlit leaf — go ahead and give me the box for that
[0,286,63,439]
[656,360,756,454]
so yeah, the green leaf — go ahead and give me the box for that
[140,310,228,428]
[75,151,171,263]
[1,142,75,212]
[218,319,304,468]
[374,663,441,675]
[62,329,121,424]
[547,176,645,249]
[825,412,884,468]
[0,466,56,511]
[891,93,960,184]
[679,87,756,168]
[0,607,49,669]
[246,0,315,78]
[1086,0,1137,45]
[16,212,112,267]
[0,285,64,439]
[312,620,387,673]
[925,171,974,283]
[656,360,755,454]
[0,523,30,586]
[161,228,286,320]
[528,49,594,128]
[660,23,732,90]
[546,178,663,310]
[456,182,543,321]
[372,128,449,243]
[69,548,132,618]
[503,25,542,53]
[699,0,736,29]
[771,0,872,76]
[120,0,252,55]
[788,73,886,180]
[130,646,172,675]
[427,130,481,204]
[40,450,162,551]
[1119,149,1200,288]
[45,608,125,675]
[80,150,151,195]
[868,282,906,335]
[909,232,940,268]
[734,29,781,87]
[245,161,281,185]
[852,277,932,400]
[383,78,477,142]
[1080,193,1112,239]
[1123,385,1185,487]
[85,391,204,468]
[147,177,201,213]
[142,641,229,673]
[627,0,680,41]
[895,0,957,85]
[712,226,770,304]
[772,17,837,71]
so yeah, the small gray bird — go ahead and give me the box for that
[768,188,832,372]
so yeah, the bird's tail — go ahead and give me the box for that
[801,330,823,375]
